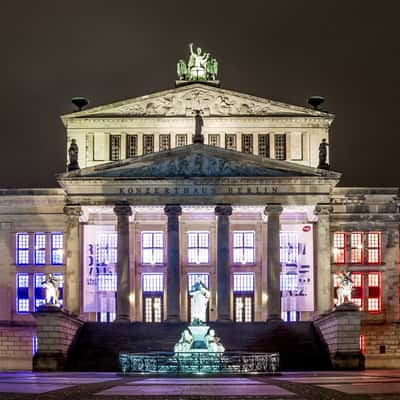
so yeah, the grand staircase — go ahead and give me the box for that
[65,321,332,371]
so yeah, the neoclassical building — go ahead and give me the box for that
[0,72,399,370]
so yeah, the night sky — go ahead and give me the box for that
[1,1,399,188]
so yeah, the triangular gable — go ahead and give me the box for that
[61,83,333,123]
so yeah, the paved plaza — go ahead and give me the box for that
[1,371,400,399]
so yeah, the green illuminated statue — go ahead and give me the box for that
[176,43,218,81]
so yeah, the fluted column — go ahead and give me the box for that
[315,204,333,315]
[164,205,182,322]
[114,203,132,322]
[215,205,233,322]
[265,204,283,321]
[63,205,82,316]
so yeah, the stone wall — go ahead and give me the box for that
[362,322,400,368]
[33,307,83,371]
[0,323,36,371]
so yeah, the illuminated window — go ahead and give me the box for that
[208,134,219,147]
[109,134,121,161]
[176,134,187,147]
[126,134,138,158]
[51,233,64,265]
[351,272,363,309]
[142,273,164,293]
[233,273,254,292]
[280,274,297,291]
[142,232,164,264]
[187,232,209,264]
[258,134,270,157]
[32,336,38,355]
[274,134,286,160]
[16,233,29,265]
[34,233,46,265]
[233,273,254,322]
[360,335,365,354]
[282,311,299,322]
[159,134,171,151]
[53,273,64,306]
[98,312,116,323]
[280,232,298,264]
[34,273,45,310]
[350,232,364,264]
[233,231,255,264]
[367,232,381,264]
[241,134,253,153]
[16,273,29,313]
[96,233,117,266]
[143,134,154,154]
[142,273,163,323]
[225,134,236,150]
[368,272,381,312]
[188,273,210,290]
[97,273,117,291]
[333,232,346,264]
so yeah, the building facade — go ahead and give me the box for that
[0,81,399,370]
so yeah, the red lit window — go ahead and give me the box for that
[367,232,381,264]
[360,335,366,354]
[351,272,364,310]
[368,272,381,313]
[351,232,364,264]
[333,232,346,264]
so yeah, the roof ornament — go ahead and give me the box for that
[176,43,219,86]
[193,110,204,144]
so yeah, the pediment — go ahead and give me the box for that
[59,144,340,180]
[61,83,332,121]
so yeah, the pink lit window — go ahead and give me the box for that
[360,335,366,354]
[368,272,381,313]
[333,232,346,264]
[350,232,364,264]
[351,272,364,310]
[367,232,381,264]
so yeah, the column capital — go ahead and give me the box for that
[264,204,283,216]
[114,203,132,217]
[164,204,182,216]
[215,204,233,216]
[314,203,333,216]
[63,204,82,217]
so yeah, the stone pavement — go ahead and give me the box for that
[1,370,400,399]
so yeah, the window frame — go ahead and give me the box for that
[232,231,256,265]
[141,232,164,265]
[16,233,30,265]
[187,231,210,264]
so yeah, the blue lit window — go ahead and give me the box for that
[187,232,209,264]
[96,233,117,266]
[34,233,46,265]
[34,273,45,310]
[142,273,164,293]
[16,273,29,312]
[142,232,164,264]
[32,336,38,355]
[51,233,64,265]
[233,231,255,264]
[97,273,117,291]
[233,273,254,292]
[16,233,29,265]
[53,273,64,306]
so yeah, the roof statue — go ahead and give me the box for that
[177,43,219,84]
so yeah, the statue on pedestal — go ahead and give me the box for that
[42,273,60,306]
[189,279,210,325]
[336,272,353,306]
[318,139,329,170]
[68,139,79,171]
[205,329,225,353]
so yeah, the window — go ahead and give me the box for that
[187,232,209,264]
[233,273,254,292]
[333,232,346,264]
[142,232,164,264]
[241,134,253,153]
[51,233,64,265]
[367,232,381,264]
[32,336,38,355]
[143,273,164,292]
[16,233,29,265]
[159,134,171,151]
[16,273,29,312]
[34,233,46,265]
[360,335,366,354]
[280,232,298,265]
[97,273,117,291]
[233,231,255,264]
[282,311,299,322]
[368,272,381,312]
[274,134,286,160]
[143,134,154,154]
[350,232,364,264]
[280,274,298,291]
[208,134,220,147]
[126,134,138,158]
[258,134,270,157]
[96,233,117,266]
[233,273,254,322]
[109,134,121,161]
[225,134,236,150]
[142,273,163,322]
[176,134,187,147]
[34,273,45,310]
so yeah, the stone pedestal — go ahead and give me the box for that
[215,205,233,322]
[32,306,83,371]
[165,205,182,322]
[114,203,132,322]
[314,303,364,369]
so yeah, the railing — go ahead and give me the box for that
[119,351,279,374]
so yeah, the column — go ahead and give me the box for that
[114,203,132,322]
[63,205,82,317]
[314,203,333,315]
[164,205,182,322]
[215,205,233,322]
[265,204,283,321]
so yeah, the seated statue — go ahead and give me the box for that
[205,329,225,353]
[174,329,194,353]
[42,273,60,306]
